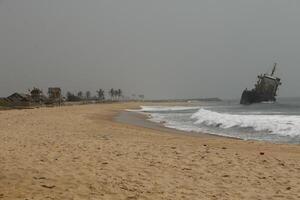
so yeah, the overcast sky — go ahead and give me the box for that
[1,0,300,99]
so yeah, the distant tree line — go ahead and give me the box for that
[109,88,123,101]
[66,88,123,102]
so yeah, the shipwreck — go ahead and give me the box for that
[240,63,282,105]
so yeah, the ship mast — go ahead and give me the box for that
[271,63,277,76]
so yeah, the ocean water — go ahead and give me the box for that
[131,98,300,144]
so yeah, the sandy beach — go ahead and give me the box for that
[1,103,300,200]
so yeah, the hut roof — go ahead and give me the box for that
[7,93,30,102]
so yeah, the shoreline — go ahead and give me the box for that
[115,106,300,145]
[115,110,235,140]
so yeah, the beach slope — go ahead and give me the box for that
[0,103,299,199]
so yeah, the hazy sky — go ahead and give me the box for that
[1,0,300,99]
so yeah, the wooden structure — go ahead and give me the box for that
[30,88,44,103]
[47,87,62,105]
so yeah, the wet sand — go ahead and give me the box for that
[0,102,300,200]
[115,110,227,139]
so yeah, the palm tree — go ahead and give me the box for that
[97,89,105,101]
[117,89,122,101]
[77,91,83,99]
[85,91,91,100]
[66,92,73,101]
[109,88,115,100]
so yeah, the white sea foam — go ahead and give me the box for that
[128,106,201,112]
[127,105,300,142]
[191,108,300,137]
[147,113,203,132]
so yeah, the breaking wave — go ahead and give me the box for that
[191,108,300,137]
[128,104,300,143]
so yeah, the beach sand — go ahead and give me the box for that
[0,103,299,200]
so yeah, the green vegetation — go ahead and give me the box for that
[66,88,123,102]
[0,99,8,107]
[97,89,105,101]
[109,88,123,101]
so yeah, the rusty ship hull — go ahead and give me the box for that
[240,63,282,105]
